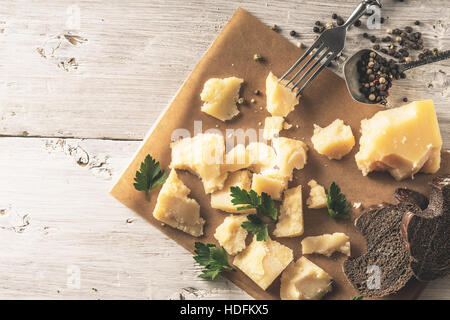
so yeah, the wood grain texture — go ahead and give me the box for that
[0,0,448,299]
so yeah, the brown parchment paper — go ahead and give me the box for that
[110,8,449,300]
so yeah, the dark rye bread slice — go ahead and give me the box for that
[343,202,418,297]
[401,175,450,281]
[394,188,429,210]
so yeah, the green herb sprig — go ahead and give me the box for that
[230,186,277,241]
[327,182,350,219]
[193,242,234,280]
[133,154,168,201]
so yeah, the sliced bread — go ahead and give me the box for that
[343,203,418,297]
[401,175,450,281]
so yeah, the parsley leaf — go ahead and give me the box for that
[133,154,168,201]
[230,186,277,221]
[352,295,364,300]
[327,182,350,219]
[241,214,269,241]
[193,242,234,280]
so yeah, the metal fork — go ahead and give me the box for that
[281,0,382,96]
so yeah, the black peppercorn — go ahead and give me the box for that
[363,32,369,38]
[290,30,297,37]
[405,26,413,33]
[336,17,344,26]
[373,44,380,50]
[354,20,361,27]
[414,20,420,25]
[332,13,338,19]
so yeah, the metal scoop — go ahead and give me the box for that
[344,49,450,104]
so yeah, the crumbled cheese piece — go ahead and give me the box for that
[353,202,362,209]
[311,119,355,160]
[153,170,204,237]
[233,236,293,290]
[355,100,442,180]
[266,72,300,117]
[301,232,350,257]
[272,137,308,180]
[211,170,255,214]
[214,215,248,255]
[306,179,327,209]
[200,77,243,121]
[280,257,333,300]
[222,144,251,173]
[170,133,227,193]
[246,142,276,173]
[273,185,304,237]
[283,121,293,130]
[263,116,284,140]
[251,171,288,201]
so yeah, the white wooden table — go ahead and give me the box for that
[0,0,448,299]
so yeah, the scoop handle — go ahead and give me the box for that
[399,50,450,72]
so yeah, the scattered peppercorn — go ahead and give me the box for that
[405,26,413,33]
[336,17,345,26]
[315,21,321,26]
[380,17,385,24]
[254,90,260,95]
[414,20,420,25]
[290,30,297,37]
[354,20,361,27]
[332,13,338,19]
[313,26,320,33]
[253,54,263,62]
[363,32,369,38]
[270,24,280,32]
[373,44,380,50]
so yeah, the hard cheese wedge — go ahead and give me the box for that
[280,257,333,300]
[273,137,308,180]
[266,72,299,117]
[233,236,293,290]
[355,100,442,180]
[200,77,243,121]
[273,185,304,238]
[306,179,327,209]
[153,170,205,237]
[263,116,284,140]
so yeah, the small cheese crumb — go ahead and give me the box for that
[306,180,327,209]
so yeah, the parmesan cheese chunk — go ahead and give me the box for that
[273,137,308,180]
[211,170,255,214]
[355,100,442,180]
[273,185,304,237]
[246,142,276,173]
[222,144,251,173]
[301,232,350,257]
[153,170,204,237]
[170,133,227,193]
[200,77,244,121]
[280,257,333,300]
[251,171,287,201]
[214,215,248,255]
[311,119,355,160]
[306,179,327,209]
[233,236,293,290]
[263,116,284,140]
[266,72,300,117]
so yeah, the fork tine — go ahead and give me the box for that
[296,53,336,97]
[291,49,331,91]
[279,39,321,81]
[284,43,326,87]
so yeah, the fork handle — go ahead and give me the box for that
[343,0,381,29]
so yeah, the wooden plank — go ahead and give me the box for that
[0,137,250,299]
[0,0,449,146]
[0,137,448,299]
